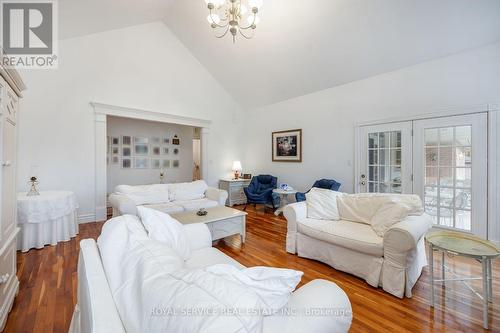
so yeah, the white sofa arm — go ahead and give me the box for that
[108,193,137,216]
[205,187,228,206]
[284,202,307,254]
[384,214,433,252]
[263,279,352,333]
[184,223,212,251]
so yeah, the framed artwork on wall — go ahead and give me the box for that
[152,146,161,155]
[162,137,170,144]
[112,156,119,164]
[152,159,161,169]
[272,129,302,162]
[122,158,131,169]
[122,135,131,146]
[111,146,119,155]
[112,137,119,145]
[134,144,149,155]
[172,160,180,168]
[134,158,149,169]
[134,136,149,144]
[151,137,160,144]
[162,147,169,155]
[162,160,170,168]
[173,148,179,155]
[172,135,180,145]
[122,147,131,156]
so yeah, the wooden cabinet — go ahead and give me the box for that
[0,67,25,332]
[219,179,251,206]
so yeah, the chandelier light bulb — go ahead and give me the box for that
[239,5,247,15]
[247,15,260,25]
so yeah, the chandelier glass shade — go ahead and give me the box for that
[205,0,263,42]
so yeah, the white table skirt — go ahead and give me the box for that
[17,211,79,252]
[17,191,79,252]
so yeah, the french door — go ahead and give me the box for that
[357,113,488,237]
[358,121,413,194]
[413,114,487,237]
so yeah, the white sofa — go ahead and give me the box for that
[284,193,433,298]
[69,216,353,333]
[108,180,228,217]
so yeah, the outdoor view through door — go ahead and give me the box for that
[368,131,403,193]
[423,126,472,231]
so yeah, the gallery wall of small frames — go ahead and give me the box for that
[107,134,181,169]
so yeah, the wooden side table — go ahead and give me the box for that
[426,230,500,329]
[219,179,251,206]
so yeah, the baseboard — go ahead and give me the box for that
[95,206,107,222]
[77,213,96,224]
[0,276,19,332]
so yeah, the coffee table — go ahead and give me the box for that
[426,230,500,329]
[171,206,247,243]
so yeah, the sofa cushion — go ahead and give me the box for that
[115,184,171,205]
[169,180,208,201]
[306,188,344,220]
[173,198,219,211]
[142,202,184,214]
[185,247,246,269]
[297,218,383,256]
[371,202,409,237]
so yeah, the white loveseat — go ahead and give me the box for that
[69,215,353,333]
[284,193,433,298]
[108,180,228,217]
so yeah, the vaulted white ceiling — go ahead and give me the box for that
[59,0,500,109]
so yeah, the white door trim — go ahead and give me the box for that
[91,102,211,222]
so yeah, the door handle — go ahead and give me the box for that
[360,174,366,186]
[2,160,11,167]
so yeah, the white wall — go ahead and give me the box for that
[17,21,244,222]
[106,116,194,193]
[243,42,500,193]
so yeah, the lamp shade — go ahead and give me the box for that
[232,161,242,171]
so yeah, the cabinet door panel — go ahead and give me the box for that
[2,119,16,237]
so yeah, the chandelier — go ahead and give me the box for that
[205,0,263,42]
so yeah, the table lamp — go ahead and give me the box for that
[232,161,242,180]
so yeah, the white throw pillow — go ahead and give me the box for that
[137,206,191,260]
[306,188,344,220]
[170,180,208,201]
[370,202,409,237]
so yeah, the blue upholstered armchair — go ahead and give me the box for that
[295,179,341,202]
[243,175,280,210]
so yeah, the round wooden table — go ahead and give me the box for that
[426,230,500,329]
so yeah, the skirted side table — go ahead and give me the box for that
[17,191,79,252]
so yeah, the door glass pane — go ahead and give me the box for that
[368,133,378,148]
[423,125,472,231]
[366,130,404,193]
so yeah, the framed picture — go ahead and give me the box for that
[152,146,161,155]
[172,135,180,145]
[151,159,161,169]
[151,137,160,144]
[272,129,302,162]
[111,146,119,155]
[162,137,170,144]
[243,173,252,179]
[162,159,170,168]
[134,158,149,169]
[122,147,131,157]
[134,136,149,144]
[112,137,119,145]
[172,160,180,168]
[122,158,131,169]
[122,135,131,146]
[162,147,169,155]
[134,144,149,155]
[173,148,179,155]
[112,156,119,164]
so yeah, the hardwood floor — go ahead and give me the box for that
[4,205,500,332]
